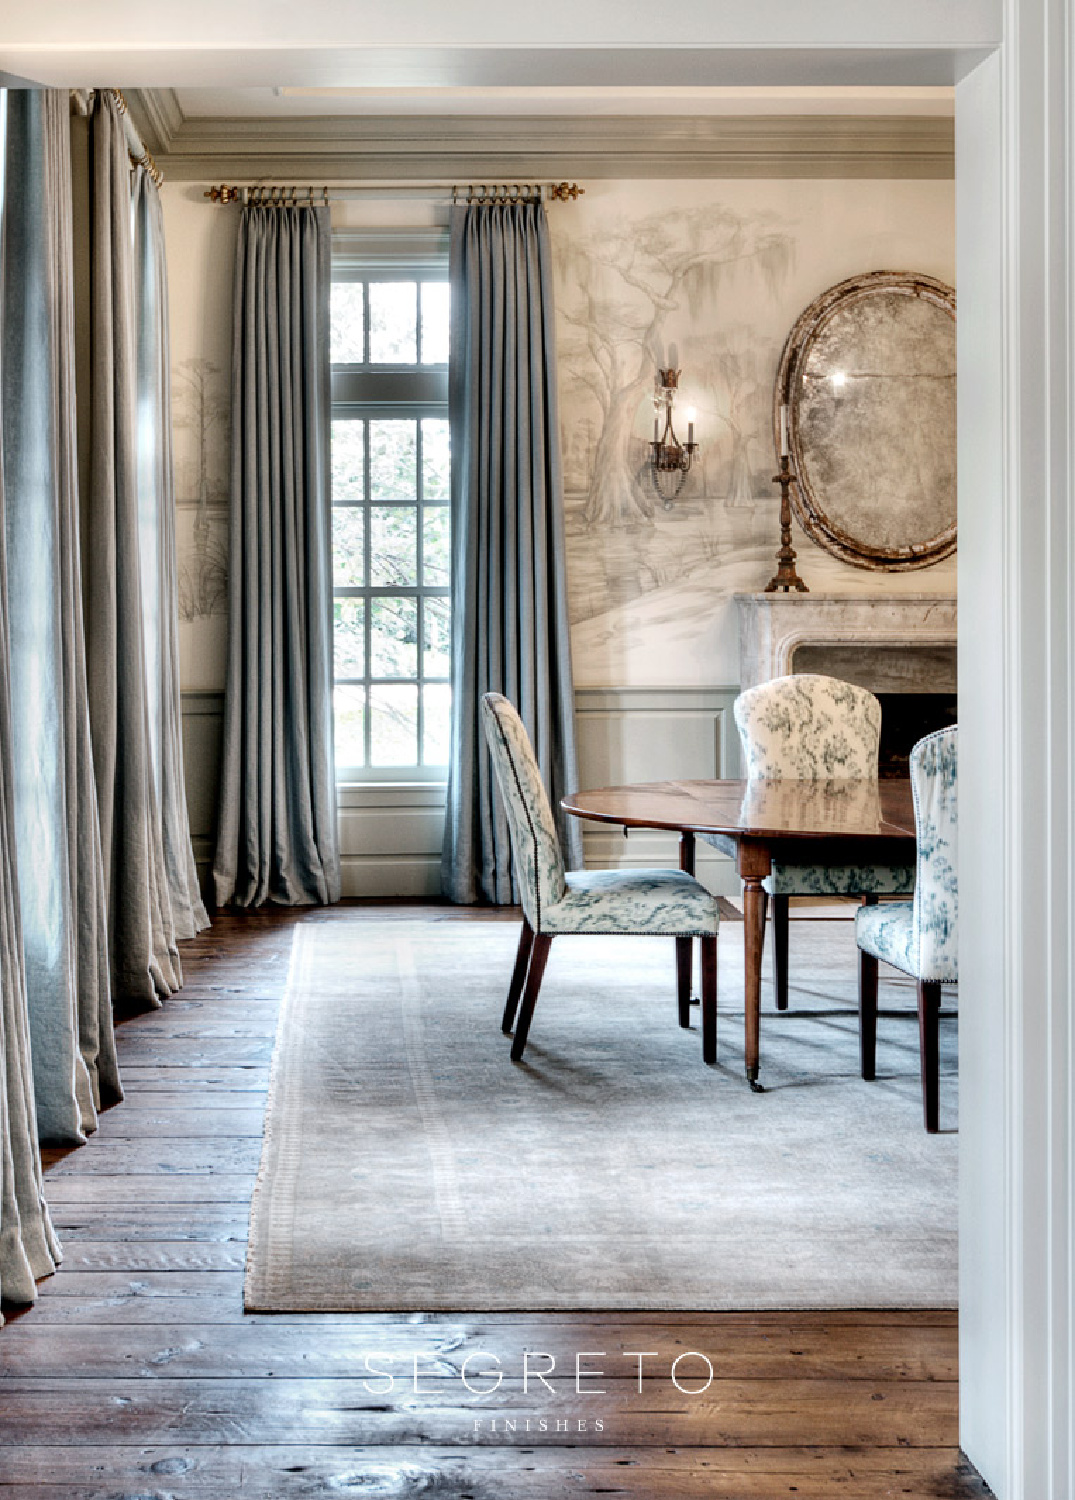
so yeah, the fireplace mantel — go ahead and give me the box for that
[735,593,957,691]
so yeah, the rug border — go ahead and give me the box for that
[243,915,958,1314]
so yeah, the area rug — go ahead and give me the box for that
[245,908,957,1311]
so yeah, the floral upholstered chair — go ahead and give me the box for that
[701,673,916,1009]
[856,726,958,1132]
[481,693,721,1064]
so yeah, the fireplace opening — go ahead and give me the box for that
[874,692,958,777]
[790,641,957,779]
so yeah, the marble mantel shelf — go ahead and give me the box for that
[735,592,957,691]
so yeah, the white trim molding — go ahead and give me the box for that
[129,96,954,181]
[957,9,1075,1495]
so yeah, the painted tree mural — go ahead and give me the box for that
[556,204,794,527]
[173,357,229,622]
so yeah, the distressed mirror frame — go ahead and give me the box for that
[774,271,957,572]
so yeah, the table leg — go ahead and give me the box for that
[742,878,767,1091]
[737,839,771,1093]
[678,832,697,1013]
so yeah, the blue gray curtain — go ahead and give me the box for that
[2,89,120,1145]
[0,94,64,1305]
[213,204,340,907]
[84,92,207,1009]
[132,167,209,943]
[0,424,62,1312]
[441,201,581,904]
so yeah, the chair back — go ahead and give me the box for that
[910,726,958,981]
[734,673,882,781]
[480,693,567,929]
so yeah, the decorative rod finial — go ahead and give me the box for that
[204,184,243,204]
[549,182,585,201]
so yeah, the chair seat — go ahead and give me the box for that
[855,901,917,976]
[540,867,719,936]
[765,862,917,898]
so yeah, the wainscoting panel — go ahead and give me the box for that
[180,690,224,900]
[181,687,742,901]
[337,782,447,898]
[574,688,741,898]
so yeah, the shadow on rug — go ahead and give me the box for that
[245,910,957,1311]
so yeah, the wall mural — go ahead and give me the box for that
[162,178,956,695]
[172,357,229,626]
[551,181,958,687]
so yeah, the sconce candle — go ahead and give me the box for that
[779,403,789,457]
[686,407,696,445]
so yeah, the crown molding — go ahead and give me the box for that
[150,110,953,182]
[126,88,184,156]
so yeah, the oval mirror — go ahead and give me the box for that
[775,271,956,571]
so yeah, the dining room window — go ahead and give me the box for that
[330,249,450,779]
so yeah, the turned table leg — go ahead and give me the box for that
[678,831,697,1016]
[742,880,767,1090]
[738,840,771,1092]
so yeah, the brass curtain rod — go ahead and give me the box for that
[110,89,164,188]
[70,89,165,187]
[204,181,584,207]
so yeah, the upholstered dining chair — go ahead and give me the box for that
[855,725,958,1133]
[701,673,916,1009]
[480,693,720,1064]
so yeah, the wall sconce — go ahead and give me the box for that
[648,368,699,506]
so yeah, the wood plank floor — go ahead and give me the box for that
[0,906,992,1498]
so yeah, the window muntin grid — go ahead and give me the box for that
[330,267,449,778]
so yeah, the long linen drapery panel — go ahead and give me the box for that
[1,90,120,1144]
[0,435,62,1315]
[213,204,340,908]
[84,91,204,1007]
[0,90,63,1309]
[132,167,209,942]
[441,201,581,904]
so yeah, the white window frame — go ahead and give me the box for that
[330,229,450,786]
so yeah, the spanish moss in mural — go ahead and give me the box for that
[173,356,229,624]
[551,182,956,686]
[554,197,795,645]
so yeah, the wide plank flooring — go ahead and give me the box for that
[0,906,992,1498]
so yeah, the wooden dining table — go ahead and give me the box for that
[562,778,917,1090]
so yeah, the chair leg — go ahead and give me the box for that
[917,980,942,1133]
[700,934,718,1066]
[510,933,554,1062]
[859,949,878,1081]
[676,936,692,1028]
[502,918,535,1034]
[772,894,789,1011]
